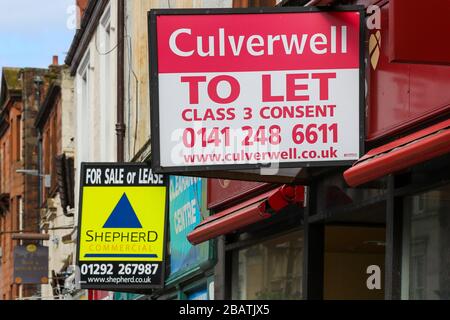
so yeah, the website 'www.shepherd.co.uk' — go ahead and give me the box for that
[86,276,152,285]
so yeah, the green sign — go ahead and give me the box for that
[168,176,213,280]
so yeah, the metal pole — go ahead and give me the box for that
[116,0,126,162]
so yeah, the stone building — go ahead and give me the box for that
[34,58,77,300]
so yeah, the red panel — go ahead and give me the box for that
[207,179,271,210]
[367,3,410,140]
[367,1,450,141]
[189,186,305,245]
[88,290,111,300]
[389,0,450,65]
[344,119,450,187]
[410,64,450,119]
[157,12,360,73]
[189,197,271,245]
[266,185,304,212]
[204,190,274,226]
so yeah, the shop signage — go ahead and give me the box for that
[149,7,365,173]
[76,163,168,289]
[14,245,49,285]
[169,176,207,276]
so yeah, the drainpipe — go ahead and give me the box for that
[37,132,43,228]
[116,0,126,162]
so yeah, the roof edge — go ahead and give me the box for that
[65,0,109,76]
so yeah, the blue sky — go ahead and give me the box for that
[0,0,75,71]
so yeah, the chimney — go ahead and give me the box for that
[52,55,59,66]
[76,0,89,23]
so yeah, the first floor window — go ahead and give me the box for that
[402,184,450,300]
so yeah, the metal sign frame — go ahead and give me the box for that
[148,6,366,174]
[76,162,169,290]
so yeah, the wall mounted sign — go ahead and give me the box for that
[77,163,168,290]
[149,7,365,173]
[169,176,209,277]
[14,245,49,285]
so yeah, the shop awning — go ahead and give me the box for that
[187,185,304,245]
[344,119,450,187]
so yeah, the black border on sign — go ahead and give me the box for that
[148,6,366,174]
[75,162,169,290]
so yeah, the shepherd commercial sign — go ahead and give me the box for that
[149,7,365,172]
[77,163,168,289]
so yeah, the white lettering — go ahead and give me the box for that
[367,5,381,30]
[331,26,336,53]
[310,33,327,54]
[341,26,347,53]
[366,265,382,290]
[267,35,280,55]
[229,35,245,56]
[247,35,265,56]
[174,199,197,234]
[219,28,225,56]
[168,26,348,57]
[197,35,214,57]
[169,28,194,57]
[281,34,308,55]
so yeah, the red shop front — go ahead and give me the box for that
[185,0,450,300]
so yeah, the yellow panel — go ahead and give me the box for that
[78,186,166,262]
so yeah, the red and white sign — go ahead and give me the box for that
[150,8,364,172]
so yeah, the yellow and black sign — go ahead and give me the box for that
[76,163,168,290]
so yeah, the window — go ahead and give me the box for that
[410,239,427,299]
[0,216,4,263]
[43,127,50,200]
[99,6,115,162]
[9,120,13,161]
[0,144,2,191]
[2,142,5,190]
[402,184,450,300]
[232,231,304,300]
[77,51,91,164]
[18,197,23,245]
[15,115,21,161]
[51,110,58,190]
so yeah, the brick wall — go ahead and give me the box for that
[0,68,49,300]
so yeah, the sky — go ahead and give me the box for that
[0,0,75,72]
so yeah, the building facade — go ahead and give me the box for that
[183,0,450,300]
[65,0,119,300]
[57,0,450,301]
[0,67,50,300]
[35,61,77,300]
[65,0,233,300]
